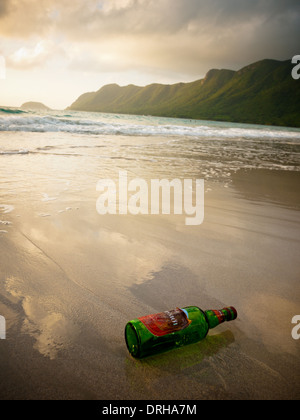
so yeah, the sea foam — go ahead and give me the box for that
[0,113,300,141]
[0,205,14,214]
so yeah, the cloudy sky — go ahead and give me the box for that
[0,0,299,109]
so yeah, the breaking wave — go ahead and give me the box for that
[0,107,26,115]
[0,112,300,141]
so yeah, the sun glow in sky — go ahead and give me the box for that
[0,0,299,110]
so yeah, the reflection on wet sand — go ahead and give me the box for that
[125,331,235,399]
[0,124,299,399]
[231,169,300,209]
[5,275,80,360]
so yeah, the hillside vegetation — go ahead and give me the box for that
[68,59,300,128]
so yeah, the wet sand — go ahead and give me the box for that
[0,168,299,400]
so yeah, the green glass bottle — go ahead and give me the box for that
[125,306,237,359]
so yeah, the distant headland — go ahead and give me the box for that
[21,102,51,111]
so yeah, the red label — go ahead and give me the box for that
[139,308,192,337]
[212,310,225,323]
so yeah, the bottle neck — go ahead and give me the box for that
[205,307,237,330]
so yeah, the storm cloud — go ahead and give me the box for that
[1,0,299,37]
[1,0,299,73]
[1,0,299,108]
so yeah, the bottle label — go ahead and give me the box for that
[212,310,226,323]
[139,308,192,337]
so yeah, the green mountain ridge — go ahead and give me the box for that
[68,59,300,128]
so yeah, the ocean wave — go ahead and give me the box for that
[0,114,300,141]
[0,107,26,115]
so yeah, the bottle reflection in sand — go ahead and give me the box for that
[125,330,235,397]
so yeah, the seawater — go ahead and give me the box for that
[0,108,300,194]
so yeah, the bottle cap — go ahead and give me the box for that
[223,307,238,322]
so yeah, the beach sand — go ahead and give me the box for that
[0,168,299,400]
